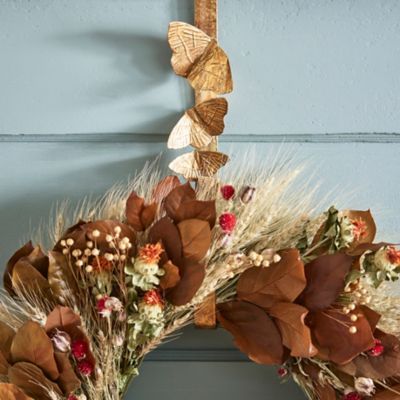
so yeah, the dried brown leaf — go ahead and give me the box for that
[174,200,216,228]
[373,385,400,400]
[0,321,15,362]
[149,217,182,266]
[8,362,62,400]
[237,249,306,310]
[159,261,180,290]
[177,219,211,262]
[338,330,400,379]
[0,383,33,400]
[164,183,196,221]
[45,306,81,335]
[54,352,80,394]
[344,209,377,250]
[0,352,9,375]
[152,175,181,205]
[10,321,59,381]
[217,301,284,365]
[140,203,157,230]
[308,307,375,365]
[299,253,354,312]
[126,192,145,231]
[269,303,317,358]
[166,259,205,306]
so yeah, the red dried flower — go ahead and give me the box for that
[71,339,88,361]
[143,289,164,306]
[220,185,235,200]
[96,295,108,314]
[387,246,400,265]
[343,392,362,400]
[67,395,78,400]
[277,367,288,378]
[77,359,94,377]
[219,212,237,233]
[368,338,384,357]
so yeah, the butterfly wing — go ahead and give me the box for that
[168,112,213,149]
[169,151,229,179]
[194,97,228,136]
[188,41,233,94]
[168,21,212,77]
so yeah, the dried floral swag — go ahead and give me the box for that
[1,20,400,400]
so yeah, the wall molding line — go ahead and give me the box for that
[1,133,400,143]
[145,349,249,362]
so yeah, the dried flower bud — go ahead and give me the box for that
[51,330,71,353]
[368,338,384,357]
[354,377,375,396]
[77,360,94,377]
[219,212,237,233]
[71,339,89,361]
[220,184,235,200]
[277,367,288,378]
[241,186,255,204]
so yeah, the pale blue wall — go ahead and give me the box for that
[1,1,400,399]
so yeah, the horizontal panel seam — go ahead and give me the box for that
[1,133,400,143]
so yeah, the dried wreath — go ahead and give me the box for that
[0,14,400,400]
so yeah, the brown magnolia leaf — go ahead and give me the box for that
[152,175,181,205]
[217,301,284,365]
[48,251,78,305]
[269,303,317,358]
[0,352,9,375]
[45,306,81,335]
[373,385,400,400]
[299,253,354,312]
[338,330,400,379]
[0,383,33,400]
[168,21,212,77]
[308,308,375,365]
[177,219,211,262]
[10,321,59,381]
[237,249,306,310]
[8,362,62,400]
[54,352,81,394]
[169,151,229,180]
[160,261,181,290]
[164,183,196,221]
[4,242,47,296]
[173,200,216,228]
[166,259,205,306]
[168,98,228,150]
[314,383,336,400]
[348,242,393,257]
[0,321,15,362]
[11,261,53,302]
[140,203,157,230]
[343,209,376,251]
[360,305,381,331]
[126,192,145,231]
[149,217,182,266]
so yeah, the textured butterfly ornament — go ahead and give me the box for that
[167,21,231,180]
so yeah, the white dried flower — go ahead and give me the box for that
[354,377,375,396]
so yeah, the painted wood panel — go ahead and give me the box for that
[1,0,400,135]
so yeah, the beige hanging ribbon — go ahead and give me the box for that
[193,0,218,329]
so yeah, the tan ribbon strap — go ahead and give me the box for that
[194,0,218,329]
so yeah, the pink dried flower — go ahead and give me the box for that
[51,330,71,352]
[97,295,123,318]
[219,212,237,233]
[71,339,88,361]
[220,185,235,200]
[67,395,78,400]
[241,186,255,203]
[77,359,94,377]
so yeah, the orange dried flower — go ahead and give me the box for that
[92,256,113,273]
[387,246,400,265]
[351,217,368,241]
[138,243,164,264]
